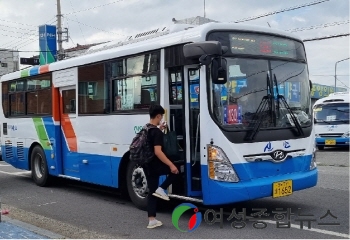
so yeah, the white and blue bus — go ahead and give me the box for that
[0,22,317,210]
[313,91,349,150]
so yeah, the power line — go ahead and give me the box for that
[64,0,129,15]
[312,75,349,76]
[231,0,331,23]
[336,78,350,89]
[68,0,86,45]
[0,18,41,27]
[63,16,126,36]
[1,18,56,50]
[286,20,349,32]
[303,33,349,41]
[0,28,39,37]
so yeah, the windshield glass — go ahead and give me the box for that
[314,103,349,123]
[209,58,312,130]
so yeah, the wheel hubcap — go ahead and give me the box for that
[131,166,148,198]
[34,153,44,179]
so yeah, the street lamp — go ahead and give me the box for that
[335,57,349,91]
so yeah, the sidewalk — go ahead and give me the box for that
[0,215,64,239]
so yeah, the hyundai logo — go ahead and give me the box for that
[271,150,286,161]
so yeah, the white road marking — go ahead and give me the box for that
[262,219,350,239]
[0,170,31,176]
[221,211,349,238]
[37,202,57,207]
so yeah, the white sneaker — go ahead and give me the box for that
[147,219,163,229]
[152,187,170,201]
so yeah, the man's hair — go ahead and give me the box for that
[149,104,165,119]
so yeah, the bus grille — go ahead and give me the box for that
[17,142,25,160]
[319,133,343,138]
[5,142,13,159]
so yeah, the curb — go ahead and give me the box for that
[1,215,65,239]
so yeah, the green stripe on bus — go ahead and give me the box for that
[32,118,51,150]
[20,69,29,77]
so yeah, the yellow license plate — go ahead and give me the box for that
[325,139,336,145]
[273,180,292,198]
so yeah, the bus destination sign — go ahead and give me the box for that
[229,33,298,59]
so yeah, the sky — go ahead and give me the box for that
[0,0,349,89]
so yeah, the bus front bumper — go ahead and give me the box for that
[201,167,318,206]
[316,137,350,147]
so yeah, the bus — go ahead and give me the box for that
[313,91,349,150]
[0,22,317,210]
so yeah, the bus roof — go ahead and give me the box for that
[1,22,304,82]
[313,91,350,106]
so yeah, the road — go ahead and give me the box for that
[0,148,348,239]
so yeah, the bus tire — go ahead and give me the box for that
[31,146,51,187]
[126,161,148,211]
[317,146,324,150]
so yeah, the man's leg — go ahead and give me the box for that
[159,163,181,190]
[146,172,159,218]
[144,166,163,228]
[152,162,181,200]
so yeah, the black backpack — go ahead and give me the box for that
[129,123,157,165]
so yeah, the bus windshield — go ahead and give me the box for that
[210,58,312,130]
[314,103,350,124]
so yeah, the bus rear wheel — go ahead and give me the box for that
[126,161,149,211]
[31,146,51,187]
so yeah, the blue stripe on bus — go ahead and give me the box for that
[316,137,349,146]
[29,66,40,76]
[2,145,122,188]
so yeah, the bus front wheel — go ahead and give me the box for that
[126,161,149,211]
[31,146,51,187]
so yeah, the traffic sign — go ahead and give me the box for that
[20,58,40,65]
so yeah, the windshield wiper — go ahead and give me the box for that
[273,74,304,136]
[244,74,273,141]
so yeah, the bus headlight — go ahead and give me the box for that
[310,148,317,170]
[207,145,239,182]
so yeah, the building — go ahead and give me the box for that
[64,42,108,59]
[0,49,19,76]
[311,83,347,105]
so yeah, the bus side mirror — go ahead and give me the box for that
[211,57,227,84]
[183,41,223,60]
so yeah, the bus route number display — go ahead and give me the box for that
[229,33,297,59]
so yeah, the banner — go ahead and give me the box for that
[39,25,57,65]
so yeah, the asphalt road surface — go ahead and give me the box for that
[0,147,348,239]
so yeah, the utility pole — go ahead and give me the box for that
[204,0,206,18]
[57,0,63,60]
[334,57,349,91]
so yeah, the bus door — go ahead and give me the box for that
[59,86,79,178]
[167,66,202,197]
[184,66,202,197]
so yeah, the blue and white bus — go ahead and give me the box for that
[313,91,349,150]
[0,22,317,210]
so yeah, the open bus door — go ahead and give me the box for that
[167,66,202,199]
